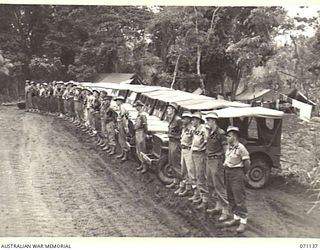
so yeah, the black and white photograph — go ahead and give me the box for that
[0,3,320,242]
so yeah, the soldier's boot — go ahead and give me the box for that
[116,152,124,159]
[218,213,229,222]
[82,126,89,132]
[97,138,103,146]
[136,164,144,171]
[192,196,202,204]
[90,130,97,137]
[105,147,112,154]
[174,185,185,195]
[196,200,208,210]
[108,146,116,156]
[120,151,129,162]
[87,130,93,135]
[206,207,222,215]
[179,185,193,197]
[140,164,148,174]
[236,223,247,233]
[96,137,101,144]
[220,219,240,228]
[165,179,178,189]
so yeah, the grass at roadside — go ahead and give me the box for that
[280,114,320,213]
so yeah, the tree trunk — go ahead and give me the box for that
[193,6,206,94]
[231,68,242,100]
[196,46,206,93]
[171,54,181,89]
[207,7,220,41]
[221,74,227,99]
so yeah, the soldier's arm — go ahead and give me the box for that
[243,159,251,174]
[142,114,148,131]
[198,126,209,149]
[239,145,251,173]
[221,132,228,154]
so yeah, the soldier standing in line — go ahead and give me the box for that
[38,83,46,113]
[85,89,95,134]
[89,90,101,137]
[56,82,64,117]
[114,96,130,162]
[62,82,70,118]
[165,102,183,189]
[189,112,209,210]
[97,90,108,148]
[47,82,55,115]
[43,82,51,114]
[204,112,229,222]
[73,86,82,126]
[221,126,250,234]
[29,81,36,112]
[82,89,94,133]
[50,81,58,115]
[67,84,75,122]
[174,111,195,197]
[104,96,118,156]
[25,80,32,112]
[133,100,148,174]
[34,83,41,112]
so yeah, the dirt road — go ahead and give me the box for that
[0,106,319,237]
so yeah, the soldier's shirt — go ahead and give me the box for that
[67,89,74,100]
[191,124,208,152]
[39,88,46,97]
[181,124,194,147]
[100,101,109,119]
[135,111,148,131]
[105,107,118,122]
[73,89,81,101]
[86,95,95,109]
[117,104,129,121]
[206,127,227,156]
[62,89,69,99]
[93,98,101,111]
[224,142,250,168]
[168,115,183,140]
[25,85,31,94]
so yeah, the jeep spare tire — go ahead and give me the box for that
[157,156,174,185]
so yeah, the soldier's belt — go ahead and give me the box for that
[181,145,191,150]
[207,154,224,159]
[191,150,206,154]
[168,137,180,141]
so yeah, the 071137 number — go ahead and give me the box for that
[300,244,318,248]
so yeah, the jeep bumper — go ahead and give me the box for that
[141,152,160,171]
